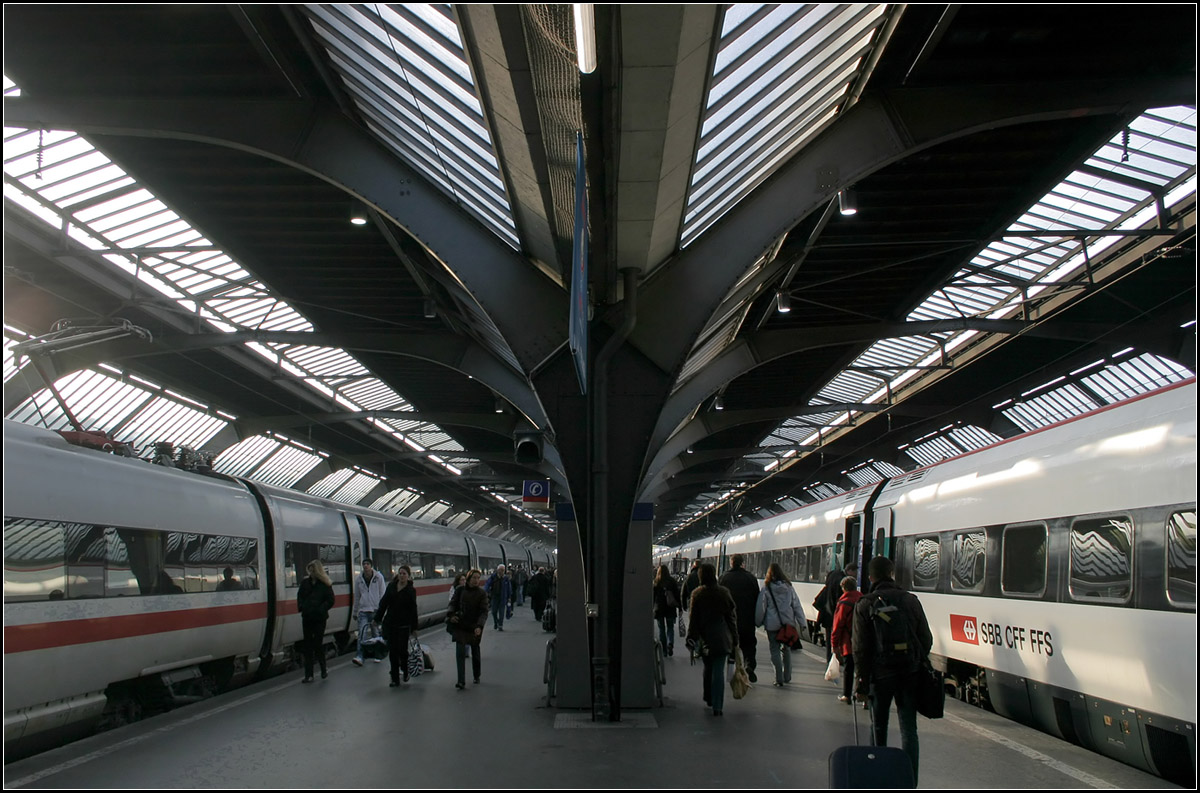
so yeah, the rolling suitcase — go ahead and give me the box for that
[828,697,915,788]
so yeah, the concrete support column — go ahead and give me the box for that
[620,503,655,707]
[553,503,591,707]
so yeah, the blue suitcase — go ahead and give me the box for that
[828,700,915,788]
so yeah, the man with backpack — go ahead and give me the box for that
[852,555,933,785]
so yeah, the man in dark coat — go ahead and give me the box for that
[719,554,759,683]
[853,555,932,785]
[527,567,551,621]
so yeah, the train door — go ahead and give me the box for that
[465,536,479,571]
[845,514,863,572]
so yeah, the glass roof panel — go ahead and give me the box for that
[370,488,424,514]
[5,75,468,485]
[681,4,890,247]
[303,4,518,247]
[681,107,1195,536]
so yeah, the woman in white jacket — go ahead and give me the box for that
[755,562,804,686]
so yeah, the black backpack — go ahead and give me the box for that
[865,591,922,675]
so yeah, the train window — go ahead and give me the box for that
[912,536,940,591]
[4,517,71,602]
[320,544,348,585]
[808,547,824,582]
[373,549,394,579]
[951,531,987,593]
[1166,511,1196,609]
[1001,524,1047,597]
[782,549,793,579]
[285,542,349,587]
[1069,515,1133,603]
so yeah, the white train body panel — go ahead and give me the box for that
[357,512,472,622]
[2,418,545,756]
[670,380,1195,780]
[3,421,267,722]
[881,380,1196,724]
[724,485,877,624]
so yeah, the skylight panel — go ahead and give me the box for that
[303,4,518,248]
[6,74,473,496]
[370,488,424,514]
[4,327,34,384]
[681,4,890,247]
[307,467,358,500]
[323,470,382,505]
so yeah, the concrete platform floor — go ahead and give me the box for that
[4,602,1180,789]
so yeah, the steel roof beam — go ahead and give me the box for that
[3,94,568,374]
[630,76,1196,379]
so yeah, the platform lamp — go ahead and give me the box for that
[838,188,857,216]
[776,290,792,313]
[349,201,369,226]
[573,4,597,74]
[713,394,724,411]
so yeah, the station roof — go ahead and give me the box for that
[3,5,1195,546]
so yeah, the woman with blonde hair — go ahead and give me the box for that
[297,559,335,683]
[755,562,803,686]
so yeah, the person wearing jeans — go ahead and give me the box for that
[686,563,737,716]
[652,565,681,657]
[484,565,511,631]
[352,559,385,666]
[755,563,803,686]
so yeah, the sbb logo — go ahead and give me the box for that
[950,614,978,644]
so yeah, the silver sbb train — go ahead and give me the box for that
[656,379,1196,784]
[2,420,553,759]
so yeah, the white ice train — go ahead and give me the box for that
[2,419,553,759]
[656,379,1196,784]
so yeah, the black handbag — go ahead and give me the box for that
[915,661,945,719]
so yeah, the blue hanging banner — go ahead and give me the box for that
[570,131,588,396]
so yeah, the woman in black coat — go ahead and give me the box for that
[653,564,682,656]
[297,559,335,683]
[447,569,488,690]
[687,563,737,716]
[375,565,420,686]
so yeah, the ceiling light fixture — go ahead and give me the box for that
[349,202,369,226]
[573,4,597,74]
[775,291,791,313]
[423,297,437,319]
[838,188,857,216]
[713,394,724,411]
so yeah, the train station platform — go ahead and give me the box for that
[3,604,1178,789]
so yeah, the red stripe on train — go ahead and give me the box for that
[5,593,355,653]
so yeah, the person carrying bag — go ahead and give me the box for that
[755,562,804,686]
